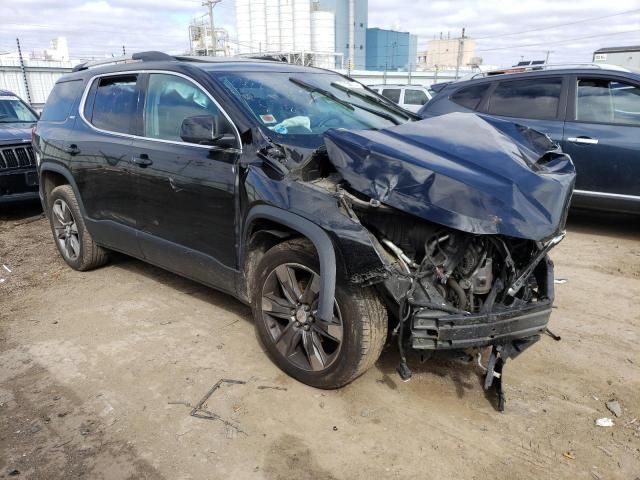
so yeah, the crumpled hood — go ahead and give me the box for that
[323,112,576,241]
[0,122,34,144]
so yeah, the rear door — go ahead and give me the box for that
[73,73,141,253]
[562,75,640,198]
[481,75,568,144]
[130,72,241,291]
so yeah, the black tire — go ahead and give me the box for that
[252,238,387,389]
[48,185,108,271]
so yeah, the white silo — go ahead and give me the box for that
[311,10,335,67]
[293,0,312,51]
[279,0,295,51]
[235,0,252,53]
[250,0,267,52]
[264,0,279,51]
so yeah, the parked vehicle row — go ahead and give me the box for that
[419,65,640,214]
[34,52,575,410]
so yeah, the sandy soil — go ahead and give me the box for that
[1,202,639,480]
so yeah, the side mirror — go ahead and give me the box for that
[180,115,236,148]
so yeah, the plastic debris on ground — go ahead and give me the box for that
[595,417,614,427]
[606,399,622,417]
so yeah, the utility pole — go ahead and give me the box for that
[544,50,553,64]
[455,27,465,80]
[15,38,32,105]
[202,0,222,56]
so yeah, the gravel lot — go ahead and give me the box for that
[1,202,639,480]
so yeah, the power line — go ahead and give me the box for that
[473,8,640,40]
[476,27,640,53]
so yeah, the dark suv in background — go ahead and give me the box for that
[0,90,39,204]
[419,65,640,214]
[34,52,575,409]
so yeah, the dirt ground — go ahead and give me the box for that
[1,201,639,480]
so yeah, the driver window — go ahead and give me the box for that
[144,73,233,143]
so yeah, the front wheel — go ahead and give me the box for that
[252,239,387,389]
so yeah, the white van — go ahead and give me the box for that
[368,84,433,113]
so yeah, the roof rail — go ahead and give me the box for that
[72,51,175,72]
[467,62,631,80]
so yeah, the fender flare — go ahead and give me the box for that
[243,205,336,322]
[39,163,87,217]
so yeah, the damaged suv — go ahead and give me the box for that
[35,52,575,409]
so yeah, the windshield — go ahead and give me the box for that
[212,71,413,137]
[0,96,38,123]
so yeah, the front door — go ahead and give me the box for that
[130,72,241,291]
[562,76,640,197]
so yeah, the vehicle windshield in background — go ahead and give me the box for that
[214,72,414,136]
[0,96,38,123]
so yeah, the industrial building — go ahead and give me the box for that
[417,34,477,70]
[593,45,640,70]
[365,28,417,71]
[234,0,368,69]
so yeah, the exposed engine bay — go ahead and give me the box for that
[336,186,562,411]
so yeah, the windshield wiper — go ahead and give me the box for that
[289,77,354,111]
[290,77,400,125]
[331,82,421,121]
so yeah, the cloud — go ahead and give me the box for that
[1,0,639,67]
[367,0,640,66]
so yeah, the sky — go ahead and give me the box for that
[1,0,639,68]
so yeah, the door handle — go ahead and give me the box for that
[567,137,599,145]
[131,154,153,167]
[64,144,80,155]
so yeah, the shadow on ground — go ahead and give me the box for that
[567,208,640,239]
[0,200,42,222]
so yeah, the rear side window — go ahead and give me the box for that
[576,78,640,125]
[450,83,490,110]
[381,88,401,103]
[86,75,138,134]
[488,77,562,120]
[40,80,83,122]
[404,89,429,106]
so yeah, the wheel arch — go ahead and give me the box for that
[39,164,87,217]
[241,205,337,322]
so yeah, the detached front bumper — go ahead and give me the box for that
[409,256,555,351]
[411,303,551,350]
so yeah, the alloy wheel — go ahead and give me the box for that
[52,198,80,261]
[260,263,343,372]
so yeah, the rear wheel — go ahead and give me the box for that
[48,185,108,271]
[252,239,387,389]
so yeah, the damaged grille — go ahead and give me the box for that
[0,145,35,170]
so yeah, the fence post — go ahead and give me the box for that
[16,38,32,105]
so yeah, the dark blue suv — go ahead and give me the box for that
[419,65,640,214]
[0,90,39,203]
